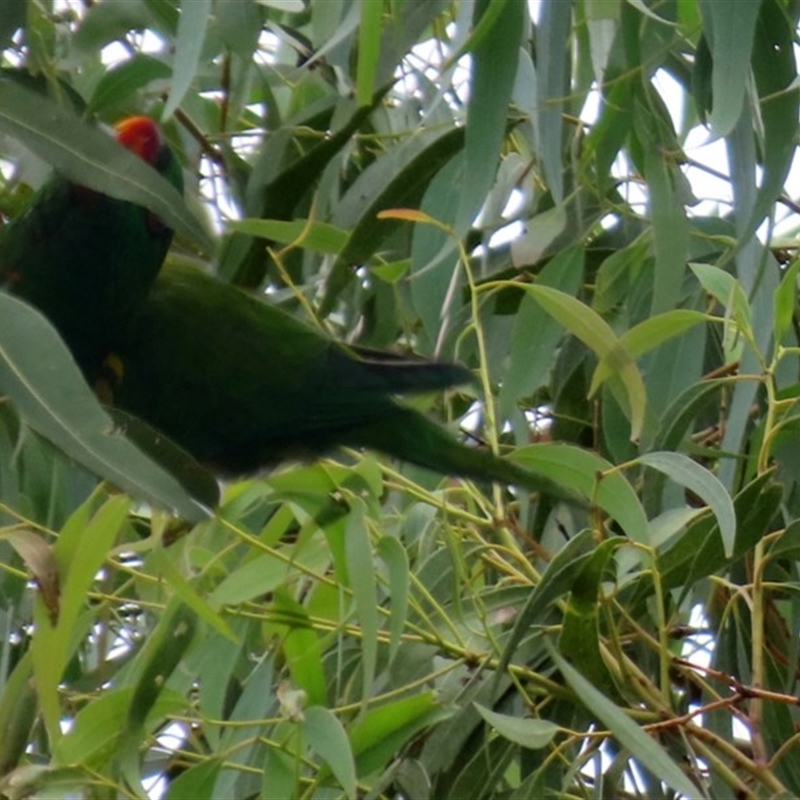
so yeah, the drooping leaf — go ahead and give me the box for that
[0,295,211,521]
[0,81,211,251]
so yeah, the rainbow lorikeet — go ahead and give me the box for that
[99,262,579,501]
[0,116,576,500]
[0,116,183,371]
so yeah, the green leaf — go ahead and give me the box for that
[106,407,220,510]
[56,497,130,633]
[700,0,760,137]
[593,309,710,386]
[324,126,465,313]
[549,643,703,798]
[227,218,349,254]
[743,0,800,239]
[458,0,524,231]
[0,653,37,777]
[500,247,585,416]
[559,539,621,697]
[356,0,381,107]
[765,519,800,561]
[54,687,186,770]
[592,238,649,316]
[73,0,158,53]
[272,590,327,707]
[535,0,571,202]
[689,262,751,330]
[54,689,132,768]
[508,203,567,265]
[369,259,410,283]
[162,0,211,120]
[32,496,130,743]
[87,53,172,114]
[164,758,223,800]
[260,749,297,800]
[496,529,597,678]
[774,258,800,344]
[302,706,357,798]
[118,601,197,788]
[637,451,735,557]
[408,155,465,342]
[473,704,558,749]
[511,443,648,543]
[350,692,450,776]
[651,378,727,453]
[0,81,212,251]
[376,535,409,660]
[0,295,211,521]
[634,94,689,314]
[656,474,780,596]
[209,551,294,608]
[215,655,276,796]
[375,0,452,87]
[344,500,378,698]
[149,549,237,642]
[518,283,646,439]
[224,95,385,287]
[622,309,711,360]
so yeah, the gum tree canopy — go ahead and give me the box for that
[0,2,798,798]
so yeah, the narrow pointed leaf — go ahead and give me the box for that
[162,0,211,120]
[0,81,211,251]
[0,295,211,521]
[473,704,558,750]
[549,644,703,798]
[702,0,760,137]
[518,284,646,439]
[303,706,357,798]
[345,500,378,698]
[511,443,647,542]
[637,451,736,557]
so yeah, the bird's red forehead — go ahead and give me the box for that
[114,116,161,165]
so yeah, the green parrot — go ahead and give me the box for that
[0,114,577,500]
[100,262,580,501]
[0,116,183,371]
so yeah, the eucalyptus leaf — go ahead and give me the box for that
[0,82,212,252]
[0,294,211,521]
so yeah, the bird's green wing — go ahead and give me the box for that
[108,263,582,503]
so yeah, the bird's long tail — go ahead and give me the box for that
[336,348,474,396]
[354,407,583,504]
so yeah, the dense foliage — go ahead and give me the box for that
[1,1,800,797]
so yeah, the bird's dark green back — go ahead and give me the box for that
[107,262,584,504]
[109,262,472,473]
